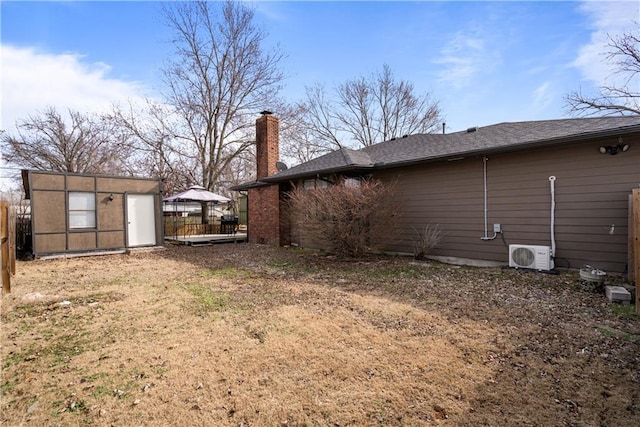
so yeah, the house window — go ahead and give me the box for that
[68,192,96,229]
[344,178,360,188]
[303,178,330,190]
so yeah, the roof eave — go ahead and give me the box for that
[262,164,375,183]
[375,125,640,170]
[229,180,273,191]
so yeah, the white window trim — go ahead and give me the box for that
[68,192,96,229]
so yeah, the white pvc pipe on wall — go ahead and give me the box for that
[481,156,497,240]
[549,175,556,257]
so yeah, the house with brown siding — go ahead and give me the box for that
[234,114,640,273]
[22,170,163,258]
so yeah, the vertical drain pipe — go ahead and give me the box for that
[481,157,497,240]
[483,157,488,238]
[549,176,556,257]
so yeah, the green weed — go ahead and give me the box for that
[1,380,15,393]
[3,331,92,370]
[152,366,169,377]
[2,347,38,369]
[611,303,638,319]
[45,333,92,366]
[14,303,50,317]
[83,372,110,383]
[91,384,112,400]
[596,325,638,341]
[183,283,230,316]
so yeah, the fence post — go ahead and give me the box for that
[9,206,16,276]
[1,201,11,294]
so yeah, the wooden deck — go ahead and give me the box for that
[165,233,247,246]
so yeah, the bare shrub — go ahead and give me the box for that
[287,178,398,258]
[413,224,444,260]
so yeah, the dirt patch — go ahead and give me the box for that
[1,244,638,426]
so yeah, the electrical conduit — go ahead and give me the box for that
[481,156,497,240]
[549,176,556,258]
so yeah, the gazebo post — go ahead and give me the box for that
[173,201,178,239]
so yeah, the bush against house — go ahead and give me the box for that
[287,178,399,257]
[413,224,444,260]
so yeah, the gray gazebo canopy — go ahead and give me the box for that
[163,185,231,203]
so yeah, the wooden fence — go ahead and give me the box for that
[1,201,16,294]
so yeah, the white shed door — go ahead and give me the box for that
[126,194,156,247]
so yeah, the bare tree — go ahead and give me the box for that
[566,27,640,116]
[274,102,332,166]
[298,84,345,150]
[158,0,285,192]
[109,100,191,196]
[112,1,284,196]
[299,65,442,150]
[1,107,131,174]
[215,149,255,194]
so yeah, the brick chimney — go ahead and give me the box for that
[255,111,279,179]
[248,111,283,245]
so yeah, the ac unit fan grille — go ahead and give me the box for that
[512,247,535,267]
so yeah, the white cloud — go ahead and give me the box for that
[253,1,287,22]
[1,45,150,132]
[433,31,494,90]
[573,1,639,85]
[531,81,554,112]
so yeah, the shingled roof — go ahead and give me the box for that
[232,116,640,189]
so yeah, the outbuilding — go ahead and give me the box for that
[21,170,163,258]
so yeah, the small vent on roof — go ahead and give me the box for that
[467,126,478,133]
[402,135,409,138]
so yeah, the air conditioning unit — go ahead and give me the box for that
[509,244,554,271]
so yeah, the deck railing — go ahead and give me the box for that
[164,216,240,238]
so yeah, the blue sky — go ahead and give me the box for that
[1,0,638,136]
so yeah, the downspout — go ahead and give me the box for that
[481,156,497,240]
[549,176,556,258]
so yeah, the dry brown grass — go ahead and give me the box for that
[1,244,639,426]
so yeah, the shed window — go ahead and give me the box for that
[68,192,96,229]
